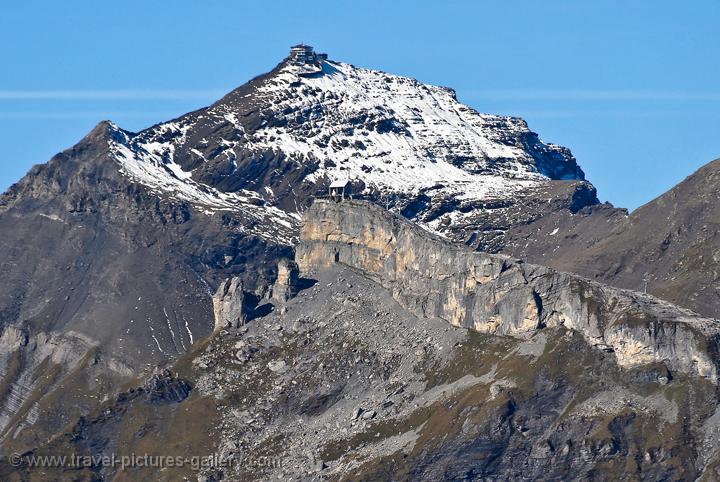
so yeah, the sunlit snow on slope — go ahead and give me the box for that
[107,124,298,243]
[103,53,580,242]
[243,60,548,200]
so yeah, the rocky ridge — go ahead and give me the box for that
[298,199,720,382]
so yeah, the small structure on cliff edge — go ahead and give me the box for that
[329,179,351,202]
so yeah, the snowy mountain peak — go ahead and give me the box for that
[103,46,590,245]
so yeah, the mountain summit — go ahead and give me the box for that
[0,44,603,376]
[108,45,592,238]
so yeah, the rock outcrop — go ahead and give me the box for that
[143,369,192,404]
[297,200,720,381]
[271,258,301,303]
[212,278,248,331]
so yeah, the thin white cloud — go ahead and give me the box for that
[463,89,720,102]
[0,111,178,119]
[0,89,227,100]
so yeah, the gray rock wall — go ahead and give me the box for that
[212,278,247,331]
[297,200,720,381]
[272,259,301,303]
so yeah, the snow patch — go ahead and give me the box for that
[107,124,298,244]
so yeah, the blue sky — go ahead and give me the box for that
[1,1,718,210]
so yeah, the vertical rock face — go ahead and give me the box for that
[212,278,247,331]
[272,259,301,302]
[297,200,720,381]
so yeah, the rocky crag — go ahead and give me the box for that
[298,200,720,382]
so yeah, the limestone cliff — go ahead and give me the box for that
[297,200,720,381]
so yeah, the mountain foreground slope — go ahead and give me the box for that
[5,200,720,481]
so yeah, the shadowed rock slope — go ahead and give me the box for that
[0,122,292,450]
[504,158,720,319]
